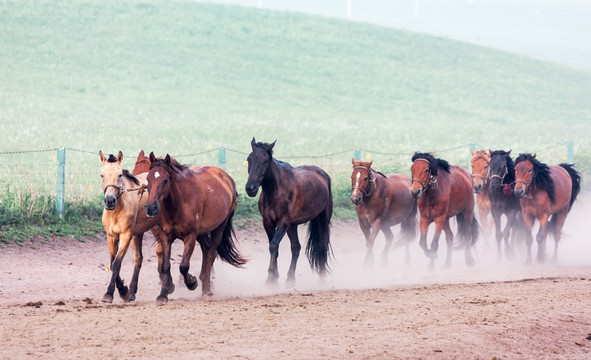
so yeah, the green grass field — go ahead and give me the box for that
[1,0,590,241]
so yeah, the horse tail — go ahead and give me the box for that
[306,175,333,274]
[559,163,581,212]
[454,213,479,249]
[216,210,247,268]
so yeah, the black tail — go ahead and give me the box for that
[306,178,333,274]
[454,213,479,249]
[394,200,418,249]
[559,163,581,212]
[216,210,247,267]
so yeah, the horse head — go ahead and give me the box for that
[99,150,124,210]
[488,150,512,191]
[145,152,173,218]
[350,158,374,205]
[470,149,490,194]
[245,137,276,197]
[514,153,536,199]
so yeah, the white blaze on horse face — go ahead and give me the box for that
[354,171,361,189]
[155,171,160,179]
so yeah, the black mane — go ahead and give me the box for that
[489,150,515,184]
[122,169,140,186]
[254,141,275,157]
[107,154,118,163]
[515,153,556,203]
[411,152,451,175]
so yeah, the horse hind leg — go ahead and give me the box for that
[536,214,550,263]
[550,211,568,263]
[285,224,301,287]
[380,226,394,267]
[127,234,144,302]
[443,220,453,269]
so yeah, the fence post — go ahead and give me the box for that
[468,143,476,152]
[55,147,65,218]
[353,148,361,161]
[218,147,226,170]
[567,140,574,164]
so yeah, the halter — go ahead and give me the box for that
[352,166,376,198]
[103,182,147,199]
[471,164,490,185]
[489,166,508,185]
[411,158,437,191]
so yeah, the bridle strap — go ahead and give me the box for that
[352,166,375,198]
[103,183,147,199]
[411,158,436,191]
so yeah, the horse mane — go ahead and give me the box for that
[254,141,275,157]
[489,150,515,184]
[122,169,140,186]
[107,154,118,163]
[515,153,556,203]
[471,149,490,162]
[411,152,451,176]
[149,156,189,174]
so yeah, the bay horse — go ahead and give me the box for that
[245,138,333,286]
[487,150,523,260]
[470,149,493,240]
[409,152,479,270]
[513,153,581,263]
[99,151,154,303]
[350,159,417,266]
[145,153,246,304]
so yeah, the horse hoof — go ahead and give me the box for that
[156,296,168,305]
[118,285,129,298]
[202,290,213,297]
[167,282,176,295]
[285,278,296,289]
[126,293,136,302]
[186,278,198,291]
[101,294,114,303]
[120,291,131,302]
[465,257,475,268]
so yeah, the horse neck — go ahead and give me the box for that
[260,159,282,196]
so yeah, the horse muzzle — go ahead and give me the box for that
[473,183,483,194]
[410,188,422,200]
[351,195,362,205]
[514,187,526,199]
[145,202,160,218]
[104,196,117,210]
[245,184,259,197]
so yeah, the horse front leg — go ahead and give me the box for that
[102,233,122,303]
[428,216,446,270]
[418,215,431,260]
[179,232,198,291]
[106,233,134,302]
[502,210,518,260]
[364,219,382,267]
[536,214,550,263]
[285,224,301,287]
[156,232,174,305]
[522,211,535,264]
[491,209,503,261]
[267,222,288,285]
[380,225,394,267]
[127,234,144,302]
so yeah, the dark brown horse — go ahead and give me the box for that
[410,153,479,270]
[350,159,417,266]
[144,153,246,304]
[245,138,333,286]
[514,153,581,263]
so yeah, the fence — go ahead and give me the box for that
[0,141,578,218]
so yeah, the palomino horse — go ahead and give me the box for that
[99,151,154,303]
[145,153,246,304]
[487,150,523,260]
[470,149,492,240]
[514,153,581,263]
[350,159,417,266]
[410,152,479,269]
[245,138,333,286]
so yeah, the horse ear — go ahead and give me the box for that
[533,153,536,160]
[99,150,107,164]
[506,150,512,157]
[470,150,475,156]
[117,151,123,164]
[368,160,373,168]
[251,137,256,150]
[165,154,172,165]
[351,157,356,166]
[149,152,156,163]
[137,149,145,162]
[269,140,276,150]
[488,149,493,156]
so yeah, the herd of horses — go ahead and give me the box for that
[99,139,581,304]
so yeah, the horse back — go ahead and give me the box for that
[443,166,474,214]
[548,165,572,212]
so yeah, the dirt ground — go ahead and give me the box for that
[2,208,591,359]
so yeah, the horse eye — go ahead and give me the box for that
[100,175,104,178]
[528,169,532,173]
[424,169,429,173]
[364,177,368,181]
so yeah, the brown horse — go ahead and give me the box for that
[144,153,246,304]
[99,151,154,303]
[470,149,493,240]
[245,138,333,286]
[350,159,417,266]
[514,153,581,263]
[410,153,479,270]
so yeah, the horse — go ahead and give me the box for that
[133,149,202,175]
[144,153,246,304]
[350,159,417,266]
[470,149,493,240]
[99,151,154,303]
[245,138,333,286]
[513,153,581,263]
[409,152,479,270]
[487,150,523,260]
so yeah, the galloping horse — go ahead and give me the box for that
[245,138,333,286]
[487,150,523,260]
[99,151,154,303]
[350,159,417,266]
[470,149,492,240]
[145,153,246,304]
[410,152,479,269]
[514,153,581,263]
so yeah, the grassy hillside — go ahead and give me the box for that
[0,0,590,240]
